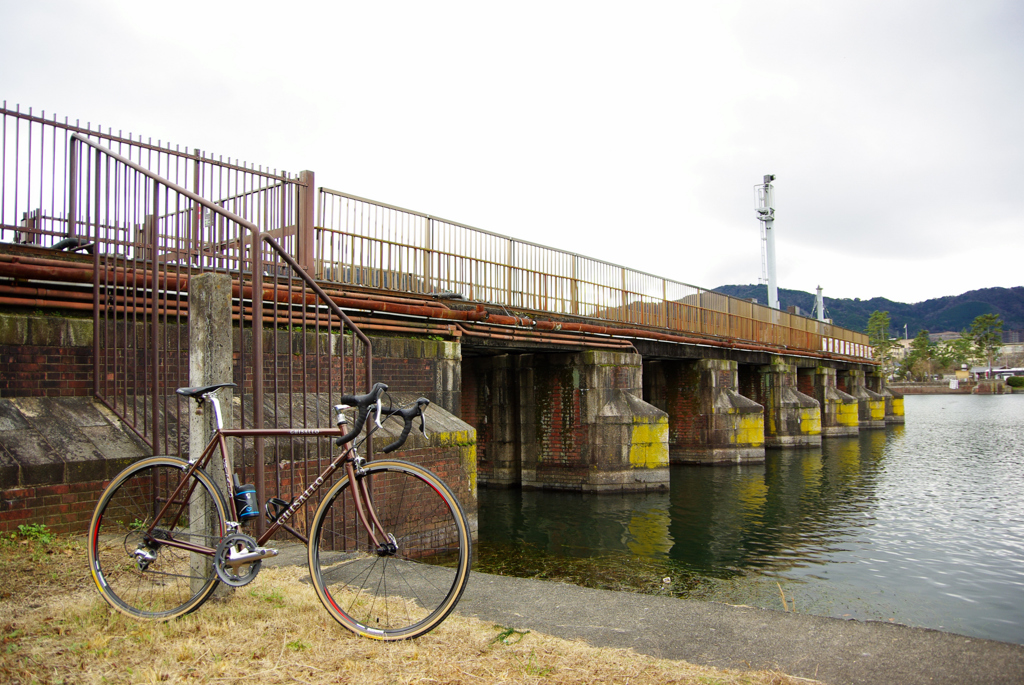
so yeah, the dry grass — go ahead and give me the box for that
[0,532,812,685]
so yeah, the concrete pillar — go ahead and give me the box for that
[432,340,462,416]
[752,359,821,448]
[188,272,234,594]
[806,366,859,437]
[885,387,905,423]
[520,350,669,491]
[647,359,764,464]
[838,369,885,429]
[866,370,905,424]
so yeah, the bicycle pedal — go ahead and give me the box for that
[245,547,279,562]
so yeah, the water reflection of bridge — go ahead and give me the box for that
[478,428,894,577]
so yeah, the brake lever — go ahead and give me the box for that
[418,413,428,438]
[374,398,383,429]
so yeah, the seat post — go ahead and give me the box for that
[203,391,226,432]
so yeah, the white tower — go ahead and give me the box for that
[816,285,828,322]
[755,174,779,310]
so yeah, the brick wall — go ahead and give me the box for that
[1,439,476,538]
[837,371,851,394]
[644,360,702,450]
[0,311,471,534]
[459,362,485,462]
[250,442,475,544]
[1,312,461,409]
[460,355,517,485]
[534,361,587,468]
[797,368,815,396]
[0,316,93,398]
[0,480,106,535]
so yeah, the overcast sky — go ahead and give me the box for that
[2,0,1022,304]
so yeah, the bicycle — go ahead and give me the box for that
[87,382,472,640]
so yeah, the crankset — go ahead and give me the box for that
[213,533,279,587]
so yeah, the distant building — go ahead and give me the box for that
[970,366,1024,380]
[891,338,913,361]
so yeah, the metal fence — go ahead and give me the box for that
[69,132,372,537]
[314,188,872,359]
[1,102,315,270]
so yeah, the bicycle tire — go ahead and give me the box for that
[87,456,228,620]
[308,459,472,640]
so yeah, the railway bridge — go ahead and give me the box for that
[0,104,899,511]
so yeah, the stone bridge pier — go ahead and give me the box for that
[801,365,859,437]
[741,359,821,449]
[460,340,895,491]
[839,369,886,429]
[463,350,669,491]
[866,371,905,424]
[644,359,764,464]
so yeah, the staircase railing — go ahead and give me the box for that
[69,133,372,534]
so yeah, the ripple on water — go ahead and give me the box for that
[476,394,1024,644]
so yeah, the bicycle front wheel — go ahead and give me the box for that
[87,456,228,619]
[308,459,472,640]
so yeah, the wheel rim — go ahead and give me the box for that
[89,459,225,619]
[310,462,470,639]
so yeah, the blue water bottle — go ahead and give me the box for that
[232,474,259,521]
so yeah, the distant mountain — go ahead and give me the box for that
[711,284,1024,337]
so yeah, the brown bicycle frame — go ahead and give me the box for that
[144,425,386,556]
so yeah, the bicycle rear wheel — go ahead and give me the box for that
[308,459,472,640]
[87,456,227,619]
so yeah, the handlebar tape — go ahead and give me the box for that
[381,398,430,453]
[334,382,388,446]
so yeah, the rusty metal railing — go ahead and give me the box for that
[2,102,872,362]
[1,102,315,272]
[314,188,873,359]
[70,133,372,537]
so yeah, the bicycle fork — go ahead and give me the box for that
[344,458,397,556]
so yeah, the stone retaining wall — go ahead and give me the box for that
[0,312,475,535]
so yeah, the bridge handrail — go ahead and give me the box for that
[314,187,873,360]
[70,131,373,357]
[1,103,306,261]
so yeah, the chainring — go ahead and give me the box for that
[214,532,263,587]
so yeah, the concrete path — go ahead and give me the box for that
[455,571,1024,685]
[265,543,1024,684]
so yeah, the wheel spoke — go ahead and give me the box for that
[309,460,471,640]
[88,458,226,620]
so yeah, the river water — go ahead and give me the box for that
[475,394,1024,644]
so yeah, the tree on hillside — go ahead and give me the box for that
[969,313,1003,375]
[903,329,934,380]
[866,311,895,375]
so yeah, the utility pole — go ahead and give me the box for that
[755,174,779,310]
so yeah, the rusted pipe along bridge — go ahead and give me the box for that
[0,103,898,501]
